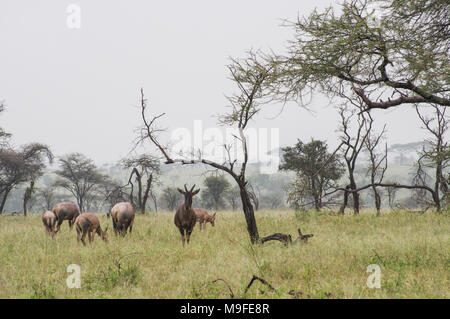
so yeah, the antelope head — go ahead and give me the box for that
[209,212,217,226]
[101,225,109,242]
[177,184,200,212]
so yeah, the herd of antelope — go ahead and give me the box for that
[41,184,216,246]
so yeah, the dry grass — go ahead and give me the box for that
[0,209,448,298]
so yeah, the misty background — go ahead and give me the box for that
[0,1,444,212]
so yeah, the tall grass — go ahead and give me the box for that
[0,209,448,298]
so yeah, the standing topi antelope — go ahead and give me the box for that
[53,202,80,233]
[42,210,57,238]
[110,202,135,236]
[74,213,108,246]
[175,184,200,246]
[193,208,216,231]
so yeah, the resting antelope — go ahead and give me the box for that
[175,184,200,246]
[110,202,135,236]
[193,208,216,231]
[74,213,108,246]
[52,202,80,233]
[42,210,57,237]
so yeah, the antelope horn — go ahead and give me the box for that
[184,184,188,192]
[190,184,196,192]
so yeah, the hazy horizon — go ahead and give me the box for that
[0,0,442,166]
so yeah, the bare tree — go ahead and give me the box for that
[38,185,59,211]
[54,153,106,212]
[415,104,448,211]
[121,154,160,214]
[160,187,180,211]
[364,119,388,216]
[338,105,372,215]
[134,53,273,243]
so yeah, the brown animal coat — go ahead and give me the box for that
[74,213,108,246]
[110,202,135,236]
[193,208,216,231]
[52,202,80,233]
[174,184,200,246]
[42,210,56,237]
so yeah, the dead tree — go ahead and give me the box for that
[134,52,273,243]
[364,117,388,216]
[121,154,160,214]
[415,104,448,211]
[338,104,372,215]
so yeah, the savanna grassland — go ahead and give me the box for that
[0,210,448,299]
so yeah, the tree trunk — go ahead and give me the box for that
[434,161,442,212]
[238,182,259,244]
[23,180,35,217]
[372,185,381,216]
[0,187,11,214]
[339,185,350,215]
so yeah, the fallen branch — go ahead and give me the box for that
[211,278,235,298]
[244,275,276,294]
[295,228,314,243]
[260,233,292,246]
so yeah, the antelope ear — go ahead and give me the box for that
[192,188,200,195]
[177,188,185,195]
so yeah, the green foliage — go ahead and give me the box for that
[281,139,344,210]
[201,175,231,210]
[263,0,449,109]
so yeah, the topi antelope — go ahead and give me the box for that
[42,210,57,238]
[110,202,135,236]
[193,208,216,231]
[52,202,80,233]
[74,213,108,246]
[174,184,200,246]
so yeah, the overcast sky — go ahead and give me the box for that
[0,0,438,166]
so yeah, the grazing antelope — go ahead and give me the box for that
[42,210,57,237]
[175,184,200,246]
[74,213,108,246]
[193,208,216,231]
[110,202,135,236]
[52,202,80,233]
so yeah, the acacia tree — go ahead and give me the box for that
[0,143,53,214]
[135,53,273,243]
[54,153,106,212]
[121,154,160,214]
[280,139,344,211]
[201,175,231,210]
[263,0,449,110]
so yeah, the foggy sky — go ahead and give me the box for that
[0,0,437,166]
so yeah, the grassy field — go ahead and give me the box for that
[0,209,448,299]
